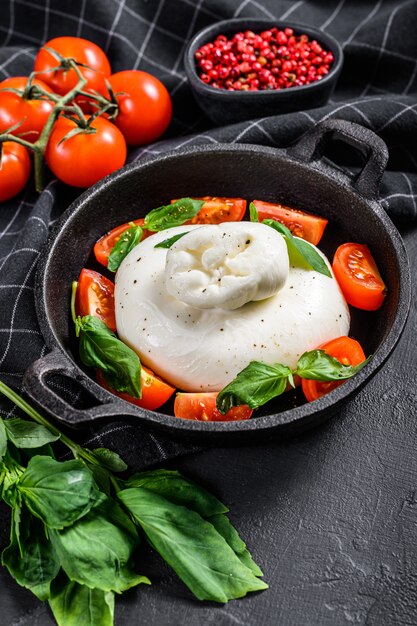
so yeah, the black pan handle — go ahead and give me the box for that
[23,349,138,428]
[288,119,389,200]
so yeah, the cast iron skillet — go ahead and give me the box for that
[24,119,410,442]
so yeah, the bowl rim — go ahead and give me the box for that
[34,142,411,435]
[184,17,344,99]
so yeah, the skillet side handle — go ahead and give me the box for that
[288,119,389,200]
[23,349,133,428]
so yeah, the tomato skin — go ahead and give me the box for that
[34,37,111,96]
[94,218,153,267]
[301,336,366,402]
[333,243,386,311]
[45,116,127,188]
[108,71,172,145]
[171,196,247,224]
[0,142,31,202]
[0,77,55,142]
[174,392,253,422]
[253,200,328,245]
[75,268,116,331]
[96,367,175,411]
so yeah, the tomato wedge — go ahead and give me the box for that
[252,200,328,245]
[94,219,152,267]
[332,243,386,311]
[174,392,253,421]
[96,367,175,411]
[301,336,366,402]
[76,269,116,331]
[171,197,246,224]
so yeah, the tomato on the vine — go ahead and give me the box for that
[0,77,55,142]
[174,392,253,421]
[75,268,116,331]
[96,367,175,411]
[45,116,126,188]
[108,70,172,145]
[253,200,328,245]
[332,243,386,311]
[34,37,111,97]
[301,336,366,402]
[0,142,31,202]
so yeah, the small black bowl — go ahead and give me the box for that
[184,18,343,125]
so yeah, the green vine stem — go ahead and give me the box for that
[0,60,119,192]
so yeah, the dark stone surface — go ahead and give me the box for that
[1,222,416,625]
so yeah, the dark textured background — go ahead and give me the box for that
[0,1,417,624]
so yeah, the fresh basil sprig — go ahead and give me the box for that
[263,218,331,278]
[217,349,370,414]
[75,315,142,399]
[144,197,204,232]
[0,381,267,626]
[296,349,370,381]
[154,230,190,249]
[107,223,143,272]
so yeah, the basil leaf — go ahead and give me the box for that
[249,202,259,222]
[0,419,6,461]
[77,315,141,398]
[18,456,100,529]
[216,361,292,413]
[50,495,148,593]
[144,198,204,232]
[4,418,59,448]
[154,231,190,249]
[2,514,60,601]
[263,219,331,278]
[89,448,128,473]
[49,574,115,626]
[296,349,370,381]
[118,487,268,602]
[209,514,263,577]
[107,224,143,272]
[126,469,228,517]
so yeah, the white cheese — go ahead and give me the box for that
[165,222,289,310]
[115,224,350,392]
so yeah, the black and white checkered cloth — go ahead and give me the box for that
[0,0,416,470]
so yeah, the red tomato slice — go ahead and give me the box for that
[174,392,253,422]
[75,268,116,331]
[301,336,366,402]
[332,243,386,311]
[252,200,328,245]
[93,219,152,267]
[96,367,175,411]
[171,197,247,224]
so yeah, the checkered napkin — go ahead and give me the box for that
[0,0,416,472]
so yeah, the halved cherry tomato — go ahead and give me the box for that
[96,367,175,411]
[93,219,152,267]
[0,77,55,142]
[301,336,366,402]
[171,197,247,224]
[0,142,31,203]
[76,268,116,331]
[174,392,253,422]
[253,200,328,245]
[332,243,386,311]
